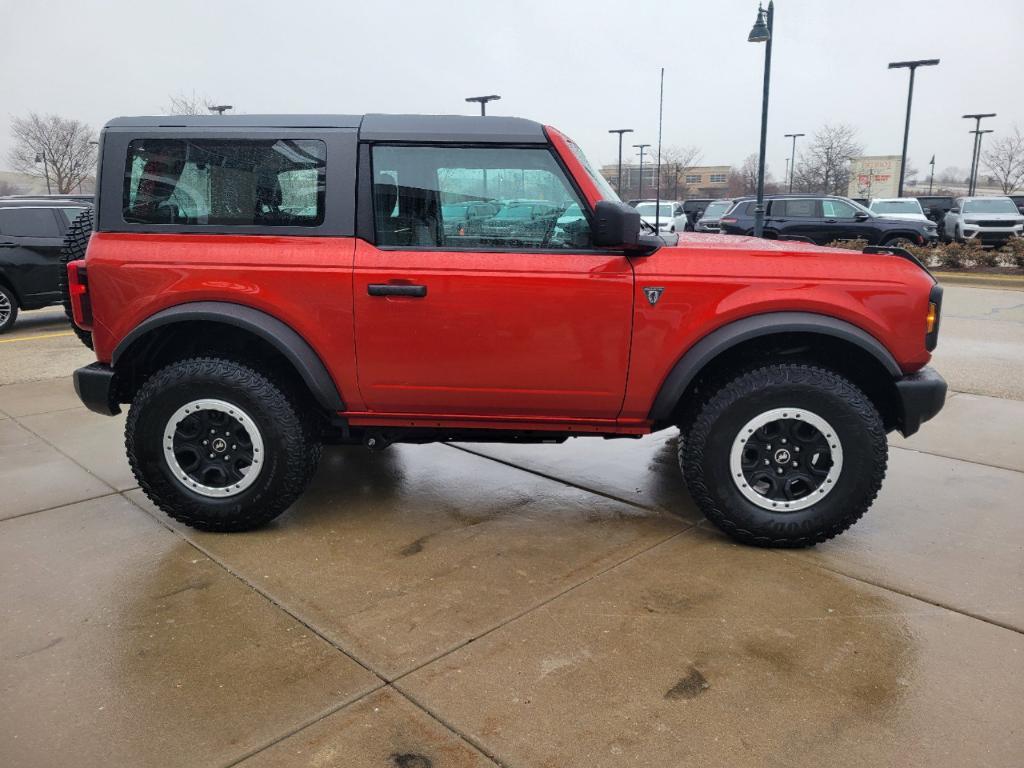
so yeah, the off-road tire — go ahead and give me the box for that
[0,283,18,333]
[126,357,322,531]
[680,363,887,548]
[59,208,94,349]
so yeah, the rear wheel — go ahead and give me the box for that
[679,363,887,547]
[0,284,18,334]
[126,357,321,531]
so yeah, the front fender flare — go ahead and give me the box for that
[648,312,901,425]
[112,301,345,411]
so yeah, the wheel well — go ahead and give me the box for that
[0,273,21,303]
[669,331,900,431]
[113,320,324,416]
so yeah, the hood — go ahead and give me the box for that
[962,213,1022,221]
[640,215,675,227]
[876,213,929,222]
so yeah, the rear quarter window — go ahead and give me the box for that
[0,208,61,237]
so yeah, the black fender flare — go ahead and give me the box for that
[648,312,901,424]
[112,301,345,411]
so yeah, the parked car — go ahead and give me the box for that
[1009,195,1024,216]
[694,199,737,233]
[68,113,946,548]
[941,196,1024,245]
[0,197,91,332]
[868,198,930,223]
[681,198,713,231]
[479,199,561,242]
[441,201,500,236]
[633,200,686,233]
[914,196,956,230]
[719,195,937,246]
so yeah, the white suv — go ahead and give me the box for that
[942,196,1024,245]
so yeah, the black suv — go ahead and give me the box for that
[0,197,91,332]
[681,198,713,231]
[719,195,937,246]
[915,195,956,230]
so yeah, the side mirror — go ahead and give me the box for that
[592,200,641,249]
[854,212,869,221]
[949,208,959,214]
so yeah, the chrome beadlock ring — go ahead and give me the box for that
[729,407,843,512]
[162,398,264,498]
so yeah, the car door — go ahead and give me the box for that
[0,207,67,304]
[769,198,823,241]
[352,143,634,419]
[821,198,867,242]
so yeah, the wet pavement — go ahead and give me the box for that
[2,288,1023,767]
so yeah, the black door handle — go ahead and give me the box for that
[0,241,15,247]
[368,284,427,297]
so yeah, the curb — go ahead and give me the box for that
[933,271,1024,290]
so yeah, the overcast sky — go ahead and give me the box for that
[1,0,1021,181]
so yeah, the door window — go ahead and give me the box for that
[821,199,859,218]
[0,208,61,237]
[372,146,591,249]
[773,199,819,218]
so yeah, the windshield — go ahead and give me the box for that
[963,198,1018,214]
[871,200,922,214]
[702,200,732,218]
[636,202,674,217]
[493,204,535,220]
[564,137,620,202]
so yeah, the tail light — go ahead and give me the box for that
[66,260,93,329]
[721,216,737,224]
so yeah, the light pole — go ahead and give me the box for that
[608,128,633,197]
[208,105,233,115]
[963,113,995,195]
[888,58,939,198]
[784,132,804,193]
[633,143,650,199]
[466,95,500,116]
[970,129,994,194]
[34,152,51,195]
[928,154,935,194]
[747,1,773,238]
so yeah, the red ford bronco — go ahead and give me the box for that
[67,114,946,546]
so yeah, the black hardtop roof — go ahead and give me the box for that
[103,113,548,144]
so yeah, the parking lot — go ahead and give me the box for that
[2,284,1022,767]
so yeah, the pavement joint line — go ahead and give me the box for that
[448,443,656,512]
[0,490,123,524]
[218,682,389,768]
[117,490,391,684]
[790,555,1024,637]
[888,442,1024,475]
[10,414,122,494]
[389,524,699,686]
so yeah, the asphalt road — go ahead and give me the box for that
[3,283,1021,398]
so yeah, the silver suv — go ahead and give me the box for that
[942,196,1024,245]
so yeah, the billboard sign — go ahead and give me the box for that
[848,155,902,199]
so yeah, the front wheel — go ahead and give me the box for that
[126,357,321,531]
[883,236,918,248]
[679,364,887,547]
[0,284,18,333]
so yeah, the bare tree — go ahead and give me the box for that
[659,145,702,199]
[791,124,863,195]
[982,124,1024,194]
[7,113,98,194]
[164,91,215,115]
[727,154,777,196]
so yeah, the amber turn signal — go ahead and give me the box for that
[926,301,938,334]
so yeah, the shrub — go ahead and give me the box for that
[824,238,868,251]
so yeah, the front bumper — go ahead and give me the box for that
[894,366,946,437]
[73,362,121,416]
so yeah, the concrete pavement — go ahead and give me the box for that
[1,288,1022,767]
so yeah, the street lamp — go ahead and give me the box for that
[633,143,651,200]
[208,105,233,115]
[888,58,939,198]
[784,132,804,193]
[34,152,51,195]
[969,129,994,194]
[466,95,500,116]
[748,1,773,238]
[963,113,996,195]
[608,129,634,197]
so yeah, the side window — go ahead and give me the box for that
[371,145,591,250]
[776,199,818,218]
[123,138,326,227]
[822,199,858,218]
[0,208,61,237]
